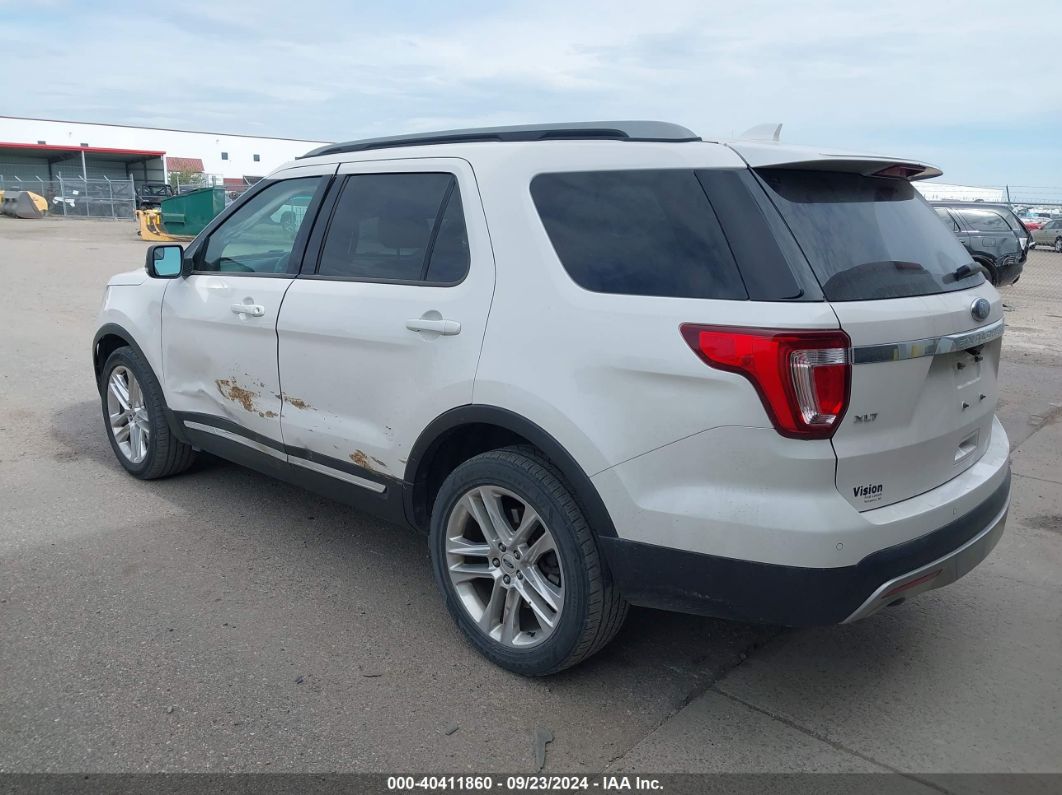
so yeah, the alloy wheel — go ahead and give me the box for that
[106,365,150,464]
[1055,237,1062,253]
[444,486,564,648]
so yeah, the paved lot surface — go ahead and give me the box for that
[1,218,1060,775]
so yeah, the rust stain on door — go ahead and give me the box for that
[215,378,259,413]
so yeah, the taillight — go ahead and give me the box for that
[680,325,852,439]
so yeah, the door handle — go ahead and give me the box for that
[406,318,461,335]
[231,303,265,317]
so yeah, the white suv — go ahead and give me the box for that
[93,121,1011,675]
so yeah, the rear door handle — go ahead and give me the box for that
[406,318,461,335]
[231,303,265,317]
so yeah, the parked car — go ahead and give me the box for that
[932,206,1024,285]
[135,182,174,209]
[1031,218,1062,252]
[93,122,1010,675]
[931,201,1031,257]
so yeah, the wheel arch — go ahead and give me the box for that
[970,255,998,285]
[93,323,151,390]
[93,323,188,444]
[404,405,618,539]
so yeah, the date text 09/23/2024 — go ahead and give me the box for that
[387,775,663,791]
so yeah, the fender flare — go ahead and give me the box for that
[403,405,618,538]
[92,323,151,387]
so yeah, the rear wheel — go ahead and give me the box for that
[430,446,627,675]
[100,347,196,479]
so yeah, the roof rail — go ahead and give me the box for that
[299,121,700,158]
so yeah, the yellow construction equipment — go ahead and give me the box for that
[1,190,48,219]
[135,209,195,243]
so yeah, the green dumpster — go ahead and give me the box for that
[159,187,227,237]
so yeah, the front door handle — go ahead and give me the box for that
[231,303,265,318]
[406,318,461,335]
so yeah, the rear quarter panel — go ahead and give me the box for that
[470,143,839,475]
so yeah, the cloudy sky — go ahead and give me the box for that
[2,0,1059,190]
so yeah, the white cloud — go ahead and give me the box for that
[1,0,1059,183]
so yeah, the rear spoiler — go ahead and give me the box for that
[724,141,943,181]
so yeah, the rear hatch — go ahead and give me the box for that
[756,169,1004,510]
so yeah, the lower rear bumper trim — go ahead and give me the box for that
[841,497,1008,622]
[599,470,1010,626]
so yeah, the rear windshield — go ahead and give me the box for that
[757,170,981,301]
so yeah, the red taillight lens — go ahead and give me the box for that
[680,325,852,439]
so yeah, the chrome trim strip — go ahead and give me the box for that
[184,421,386,494]
[843,496,1009,623]
[288,456,387,493]
[184,421,287,461]
[852,319,1004,365]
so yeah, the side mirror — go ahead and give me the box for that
[145,244,184,279]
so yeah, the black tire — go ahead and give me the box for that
[99,346,196,480]
[429,446,628,676]
[1054,237,1062,254]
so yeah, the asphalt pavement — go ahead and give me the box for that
[1,219,1059,775]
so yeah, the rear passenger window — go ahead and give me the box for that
[317,173,469,283]
[957,210,1010,232]
[531,170,747,300]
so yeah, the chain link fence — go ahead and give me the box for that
[172,173,258,202]
[0,175,136,220]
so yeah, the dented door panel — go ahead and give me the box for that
[276,157,495,478]
[161,275,292,442]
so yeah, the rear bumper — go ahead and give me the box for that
[600,470,1010,626]
[996,256,1023,286]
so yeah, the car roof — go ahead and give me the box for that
[301,121,701,158]
[279,120,943,181]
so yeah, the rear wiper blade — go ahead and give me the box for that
[952,263,977,281]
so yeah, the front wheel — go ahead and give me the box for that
[100,346,196,479]
[430,447,628,675]
[1054,237,1062,253]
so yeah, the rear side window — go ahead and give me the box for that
[758,170,980,301]
[956,209,1012,233]
[531,170,747,300]
[317,173,469,283]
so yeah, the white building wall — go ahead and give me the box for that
[0,116,329,179]
[915,182,1005,202]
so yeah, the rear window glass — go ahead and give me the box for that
[317,173,469,283]
[531,170,747,300]
[956,209,1012,233]
[758,170,980,301]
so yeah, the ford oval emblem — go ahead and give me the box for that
[971,298,991,321]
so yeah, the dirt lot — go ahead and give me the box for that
[1,218,1060,775]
